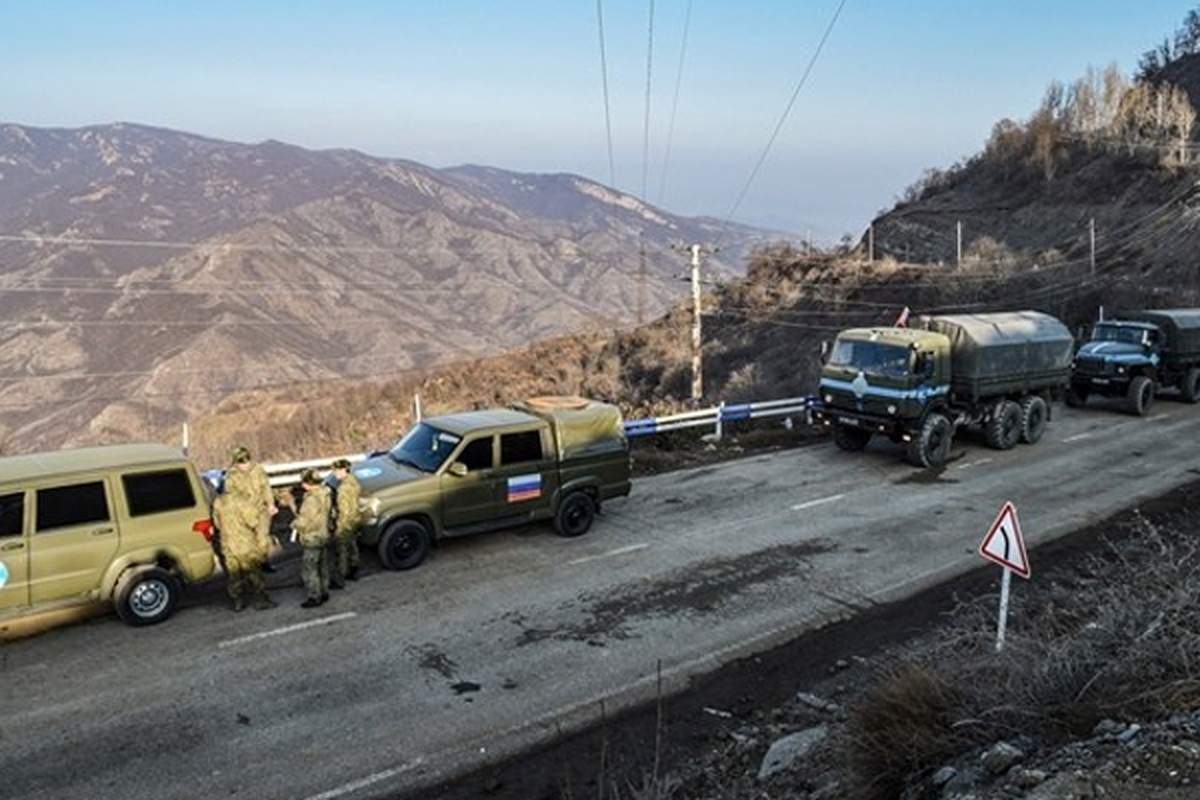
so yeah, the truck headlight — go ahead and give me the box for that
[887,404,897,415]
[824,393,833,404]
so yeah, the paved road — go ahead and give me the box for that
[2,401,1199,800]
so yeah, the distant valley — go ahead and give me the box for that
[0,122,782,453]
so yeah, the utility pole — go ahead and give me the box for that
[674,242,717,404]
[689,244,703,403]
[1089,218,1096,280]
[637,231,646,325]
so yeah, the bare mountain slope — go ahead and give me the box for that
[0,122,779,452]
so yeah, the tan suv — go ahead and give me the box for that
[0,443,218,627]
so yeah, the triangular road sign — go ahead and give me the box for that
[978,500,1030,578]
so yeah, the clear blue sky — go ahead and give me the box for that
[1,1,1193,242]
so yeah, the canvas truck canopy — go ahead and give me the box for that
[921,311,1073,397]
[511,397,628,460]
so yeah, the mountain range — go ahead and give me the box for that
[0,122,781,452]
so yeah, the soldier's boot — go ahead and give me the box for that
[253,592,277,611]
[231,597,246,613]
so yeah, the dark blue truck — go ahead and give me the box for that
[1069,308,1200,415]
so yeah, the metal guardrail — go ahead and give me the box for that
[217,395,819,490]
[622,396,816,438]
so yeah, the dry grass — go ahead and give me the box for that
[845,505,1200,798]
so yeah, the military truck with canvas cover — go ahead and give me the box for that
[814,311,1074,468]
[353,396,631,570]
[1069,308,1200,415]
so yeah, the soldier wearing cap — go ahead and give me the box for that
[294,468,332,608]
[327,458,363,587]
[224,445,279,572]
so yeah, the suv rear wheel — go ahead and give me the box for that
[554,492,596,537]
[114,566,181,626]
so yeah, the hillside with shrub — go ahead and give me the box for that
[180,22,1200,471]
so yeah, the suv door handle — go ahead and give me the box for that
[91,527,116,537]
[0,540,24,551]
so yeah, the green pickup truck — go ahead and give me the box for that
[354,396,632,570]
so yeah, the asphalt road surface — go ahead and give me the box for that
[3,399,1199,800]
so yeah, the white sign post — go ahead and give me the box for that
[978,500,1030,652]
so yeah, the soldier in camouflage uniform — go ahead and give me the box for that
[294,469,332,608]
[328,458,363,588]
[224,445,278,572]
[212,485,277,611]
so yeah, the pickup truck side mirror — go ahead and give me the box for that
[448,462,468,477]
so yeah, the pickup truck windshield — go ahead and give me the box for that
[828,339,912,377]
[388,422,462,473]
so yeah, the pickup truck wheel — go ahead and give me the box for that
[554,492,595,538]
[378,520,430,570]
[1181,368,1200,403]
[114,566,181,626]
[1126,375,1154,416]
[831,422,871,451]
[1019,395,1049,444]
[985,400,1022,450]
[906,413,952,468]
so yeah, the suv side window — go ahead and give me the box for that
[500,430,544,466]
[0,492,24,538]
[123,469,197,516]
[457,437,494,472]
[36,482,110,532]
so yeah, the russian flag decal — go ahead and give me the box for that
[507,473,542,502]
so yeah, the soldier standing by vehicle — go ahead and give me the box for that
[212,486,277,611]
[327,458,363,588]
[224,445,279,572]
[294,469,332,608]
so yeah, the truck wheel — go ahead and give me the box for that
[906,413,952,468]
[554,492,595,537]
[831,422,871,452]
[1126,375,1154,416]
[1019,395,1049,444]
[378,520,430,570]
[114,566,181,626]
[984,400,1022,450]
[1182,368,1200,404]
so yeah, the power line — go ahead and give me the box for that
[656,0,693,206]
[717,0,849,243]
[641,0,656,203]
[595,0,617,189]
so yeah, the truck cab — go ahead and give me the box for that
[817,327,951,450]
[1070,320,1164,415]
